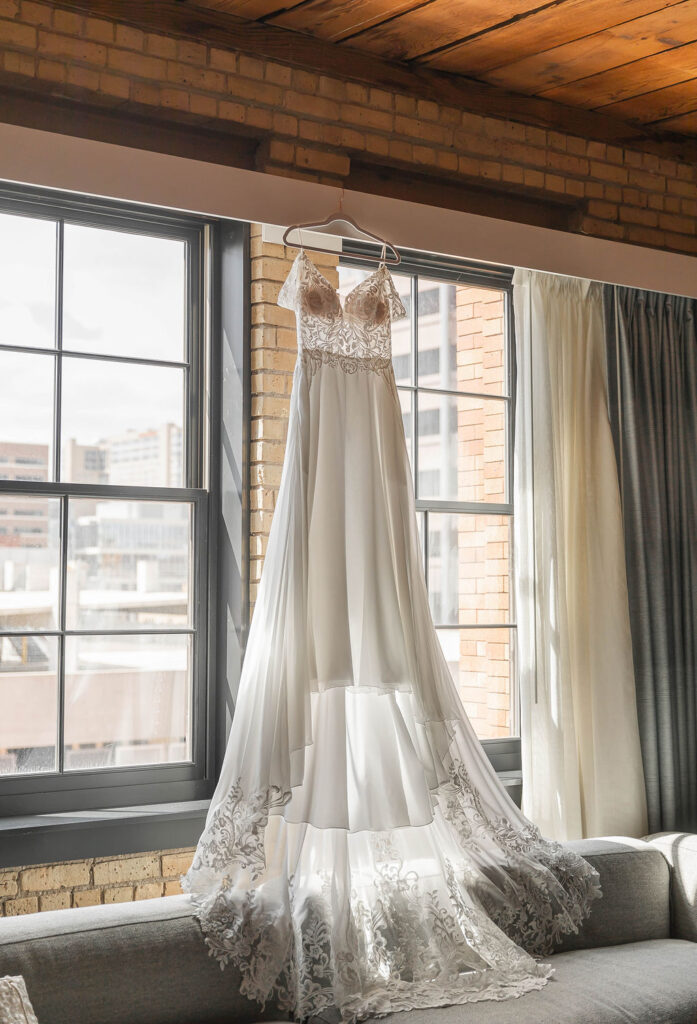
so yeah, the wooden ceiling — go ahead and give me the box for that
[189,0,697,137]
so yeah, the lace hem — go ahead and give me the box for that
[183,764,601,1023]
[185,850,554,1024]
[441,760,602,956]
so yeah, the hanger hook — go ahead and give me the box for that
[338,187,344,213]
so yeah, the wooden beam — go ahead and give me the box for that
[602,79,697,123]
[316,1,541,61]
[540,41,697,110]
[480,2,697,96]
[346,157,585,232]
[45,0,697,162]
[266,0,428,43]
[422,0,687,74]
[658,110,697,133]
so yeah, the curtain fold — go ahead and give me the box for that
[604,286,697,833]
[514,270,647,841]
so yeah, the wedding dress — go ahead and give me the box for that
[183,250,601,1022]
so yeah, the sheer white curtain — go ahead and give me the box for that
[513,270,647,841]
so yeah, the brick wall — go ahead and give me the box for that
[0,848,193,916]
[0,1,695,254]
[454,288,511,738]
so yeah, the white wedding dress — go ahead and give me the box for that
[184,251,601,1022]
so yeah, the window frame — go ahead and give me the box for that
[340,243,519,773]
[0,183,221,817]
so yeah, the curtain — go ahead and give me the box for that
[513,270,647,841]
[605,286,697,833]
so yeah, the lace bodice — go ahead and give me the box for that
[278,250,407,369]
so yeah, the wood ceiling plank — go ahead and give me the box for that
[190,0,304,17]
[601,78,697,121]
[335,0,542,62]
[423,0,686,74]
[38,0,697,161]
[267,0,426,42]
[479,1,697,94]
[655,109,697,130]
[540,41,697,108]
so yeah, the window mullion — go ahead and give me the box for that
[412,274,419,496]
[57,493,69,774]
[53,219,64,484]
[423,508,429,592]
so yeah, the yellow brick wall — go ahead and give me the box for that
[249,225,339,603]
[0,848,194,916]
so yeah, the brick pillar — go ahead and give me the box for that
[249,225,339,606]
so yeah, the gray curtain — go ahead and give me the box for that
[605,286,697,833]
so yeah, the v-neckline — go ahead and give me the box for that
[298,249,385,314]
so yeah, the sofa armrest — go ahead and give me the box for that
[647,832,697,942]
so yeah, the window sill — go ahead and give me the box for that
[0,765,521,871]
[0,800,209,870]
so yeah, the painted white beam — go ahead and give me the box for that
[1,122,695,297]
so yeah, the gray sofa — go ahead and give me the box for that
[1,834,696,1024]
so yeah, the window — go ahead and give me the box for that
[0,185,215,813]
[339,252,516,741]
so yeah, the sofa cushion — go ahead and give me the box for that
[553,838,670,952]
[373,939,697,1024]
[647,832,697,943]
[0,895,281,1024]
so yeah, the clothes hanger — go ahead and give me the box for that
[282,190,401,266]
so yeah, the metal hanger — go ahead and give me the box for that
[282,190,401,266]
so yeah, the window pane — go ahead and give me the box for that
[418,278,456,390]
[63,225,186,362]
[67,498,192,629]
[428,513,511,626]
[0,634,58,774]
[0,496,61,631]
[0,351,55,478]
[338,266,412,385]
[418,280,506,396]
[64,633,191,770]
[390,275,412,386]
[417,392,507,503]
[61,358,184,486]
[397,387,413,475]
[0,213,56,349]
[438,627,515,739]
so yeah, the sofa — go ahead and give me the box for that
[1,834,696,1024]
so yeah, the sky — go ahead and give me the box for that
[0,213,187,460]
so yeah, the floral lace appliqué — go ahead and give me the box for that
[279,250,406,381]
[441,759,602,956]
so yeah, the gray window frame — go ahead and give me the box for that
[341,244,520,785]
[0,183,225,818]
